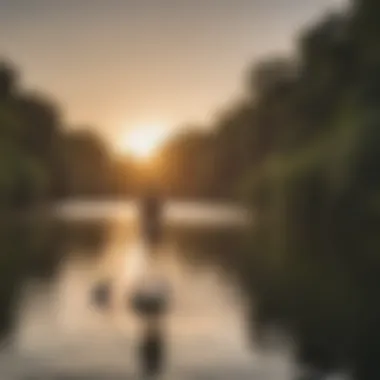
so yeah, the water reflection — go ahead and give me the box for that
[0,203,295,379]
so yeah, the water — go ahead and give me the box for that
[0,201,297,380]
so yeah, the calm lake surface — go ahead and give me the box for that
[0,201,297,380]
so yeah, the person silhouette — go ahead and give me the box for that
[140,191,164,250]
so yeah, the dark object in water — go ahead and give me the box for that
[130,279,171,318]
[139,325,165,378]
[131,292,169,318]
[90,280,112,310]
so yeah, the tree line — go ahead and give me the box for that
[0,62,137,207]
[0,59,252,206]
[195,0,380,378]
[157,0,380,378]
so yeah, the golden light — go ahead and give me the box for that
[117,124,169,159]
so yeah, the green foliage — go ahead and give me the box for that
[0,61,122,207]
[154,0,380,377]
[230,2,380,378]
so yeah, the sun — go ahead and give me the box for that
[117,124,168,159]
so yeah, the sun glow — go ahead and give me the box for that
[117,124,169,159]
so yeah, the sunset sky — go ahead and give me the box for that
[0,0,347,145]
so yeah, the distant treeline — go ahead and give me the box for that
[0,59,252,206]
[0,63,122,207]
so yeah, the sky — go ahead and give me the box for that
[0,0,347,146]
